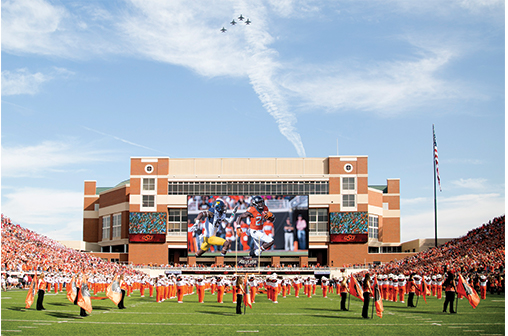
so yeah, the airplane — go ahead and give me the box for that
[245,19,251,25]
[220,27,227,33]
[230,19,236,25]
[238,14,244,21]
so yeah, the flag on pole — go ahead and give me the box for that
[373,277,383,318]
[66,276,77,303]
[25,273,37,309]
[421,278,430,303]
[106,275,122,305]
[77,280,93,314]
[433,125,442,191]
[349,275,364,302]
[457,274,480,309]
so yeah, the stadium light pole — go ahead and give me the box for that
[433,125,438,248]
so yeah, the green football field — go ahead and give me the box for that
[1,289,505,335]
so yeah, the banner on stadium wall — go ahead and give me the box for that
[329,233,368,243]
[237,257,259,268]
[314,271,331,275]
[165,270,182,275]
[329,212,368,235]
[129,212,167,235]
[129,234,166,243]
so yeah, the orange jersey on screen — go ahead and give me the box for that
[247,206,270,230]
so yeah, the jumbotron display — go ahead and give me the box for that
[128,212,167,243]
[329,212,368,243]
[187,195,309,257]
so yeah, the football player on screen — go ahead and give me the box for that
[190,199,237,257]
[235,196,275,258]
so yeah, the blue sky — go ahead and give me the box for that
[1,0,505,242]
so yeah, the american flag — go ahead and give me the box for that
[433,125,442,191]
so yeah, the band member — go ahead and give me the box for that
[36,273,46,311]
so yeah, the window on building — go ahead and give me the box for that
[368,215,379,239]
[167,181,329,195]
[102,216,110,240]
[143,178,156,191]
[309,209,328,235]
[112,213,122,238]
[142,195,155,208]
[342,177,355,191]
[381,246,402,253]
[342,194,355,208]
[168,208,188,234]
[368,246,379,253]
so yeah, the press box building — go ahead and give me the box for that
[83,156,415,266]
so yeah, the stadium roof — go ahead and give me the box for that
[369,185,388,193]
[96,179,130,195]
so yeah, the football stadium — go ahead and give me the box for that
[1,156,505,335]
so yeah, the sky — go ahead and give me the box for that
[1,0,505,243]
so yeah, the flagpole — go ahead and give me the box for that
[433,124,438,248]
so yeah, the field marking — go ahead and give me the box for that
[18,326,37,328]
[2,319,504,327]
[448,326,469,328]
[1,297,12,299]
[1,330,22,332]
[463,331,484,333]
[236,331,259,333]
[491,300,504,302]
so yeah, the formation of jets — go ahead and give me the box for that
[220,14,251,33]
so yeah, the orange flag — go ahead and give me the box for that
[349,275,364,302]
[25,273,37,309]
[66,276,77,303]
[106,276,122,305]
[421,279,430,303]
[457,274,480,309]
[373,278,383,318]
[77,281,93,314]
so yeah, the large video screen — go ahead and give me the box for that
[329,212,368,243]
[129,212,167,243]
[187,195,309,257]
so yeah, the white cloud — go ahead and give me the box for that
[1,139,110,177]
[401,193,504,241]
[1,67,74,96]
[279,42,479,115]
[450,178,488,190]
[119,0,306,156]
[1,68,51,96]
[1,187,84,241]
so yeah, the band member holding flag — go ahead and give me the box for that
[36,273,46,311]
[362,273,372,319]
[442,272,457,313]
[77,274,92,317]
[106,274,122,307]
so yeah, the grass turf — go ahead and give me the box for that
[1,289,504,335]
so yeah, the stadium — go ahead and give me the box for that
[82,155,418,269]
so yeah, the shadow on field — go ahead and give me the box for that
[49,302,72,306]
[307,308,342,312]
[47,311,80,319]
[6,307,27,312]
[207,305,233,309]
[197,311,235,316]
[305,314,360,320]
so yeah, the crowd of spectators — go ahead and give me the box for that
[1,214,142,278]
[370,215,505,280]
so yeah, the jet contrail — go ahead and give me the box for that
[83,126,166,154]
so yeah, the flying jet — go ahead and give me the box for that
[245,19,251,25]
[220,27,227,33]
[230,19,236,25]
[238,14,244,21]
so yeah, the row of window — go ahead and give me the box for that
[167,181,330,195]
[102,213,122,240]
[368,246,402,253]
